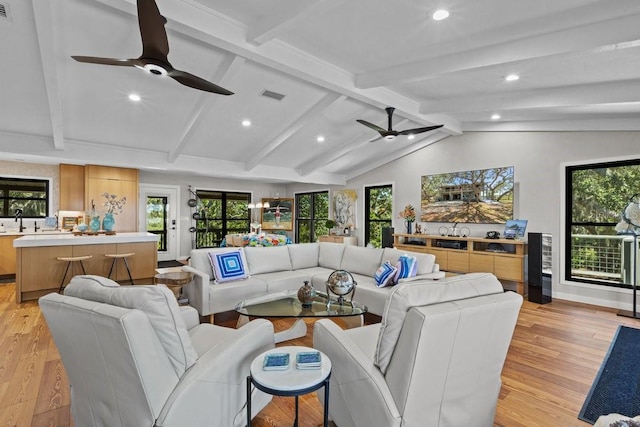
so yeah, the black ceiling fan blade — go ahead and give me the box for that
[357,119,387,134]
[168,69,234,95]
[398,124,444,135]
[71,56,138,67]
[138,0,170,60]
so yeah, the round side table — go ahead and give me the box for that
[247,346,331,427]
[154,270,193,301]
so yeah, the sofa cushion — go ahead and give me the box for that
[319,242,346,270]
[288,243,320,270]
[244,245,292,274]
[374,273,505,374]
[63,275,198,376]
[374,261,397,288]
[340,245,384,277]
[209,249,250,282]
[393,254,417,283]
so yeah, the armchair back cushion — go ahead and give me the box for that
[340,245,384,277]
[288,243,320,270]
[244,245,292,274]
[318,242,346,270]
[64,275,198,376]
[375,272,504,373]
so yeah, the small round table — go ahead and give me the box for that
[247,346,331,427]
[154,270,194,300]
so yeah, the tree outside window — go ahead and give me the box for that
[365,185,392,247]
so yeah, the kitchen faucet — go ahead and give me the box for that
[15,208,25,232]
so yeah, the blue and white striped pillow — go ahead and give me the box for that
[374,261,397,288]
[394,254,417,283]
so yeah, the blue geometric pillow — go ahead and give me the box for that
[394,254,417,283]
[208,249,249,283]
[374,261,398,288]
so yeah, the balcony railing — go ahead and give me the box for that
[571,234,638,285]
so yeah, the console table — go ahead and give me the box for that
[393,233,528,295]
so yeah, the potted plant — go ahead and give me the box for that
[325,219,337,235]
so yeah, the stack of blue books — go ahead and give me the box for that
[296,351,322,370]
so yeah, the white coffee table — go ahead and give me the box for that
[247,346,331,427]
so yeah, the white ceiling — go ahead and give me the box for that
[1,0,639,185]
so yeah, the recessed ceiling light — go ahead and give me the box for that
[407,134,415,140]
[505,74,520,82]
[316,136,325,143]
[432,9,450,21]
[491,114,501,120]
[242,119,251,127]
[128,93,141,102]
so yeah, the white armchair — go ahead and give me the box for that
[313,273,522,427]
[39,275,275,427]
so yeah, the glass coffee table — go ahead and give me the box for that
[236,289,367,343]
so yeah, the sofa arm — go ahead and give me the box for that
[158,319,275,427]
[182,265,211,316]
[313,320,401,427]
[179,306,200,330]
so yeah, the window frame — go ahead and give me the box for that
[0,176,51,219]
[295,191,329,243]
[194,190,251,248]
[364,184,393,247]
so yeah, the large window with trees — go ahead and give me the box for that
[195,190,250,248]
[365,184,392,247]
[295,191,329,243]
[0,177,49,218]
[566,159,640,287]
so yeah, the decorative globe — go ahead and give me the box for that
[326,270,357,304]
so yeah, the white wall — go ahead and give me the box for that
[289,131,640,309]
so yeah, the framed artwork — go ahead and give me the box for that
[421,166,514,223]
[261,198,294,230]
[333,189,357,228]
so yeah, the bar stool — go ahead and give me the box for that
[57,255,93,293]
[106,252,135,285]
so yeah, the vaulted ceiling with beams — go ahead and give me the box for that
[1,0,639,185]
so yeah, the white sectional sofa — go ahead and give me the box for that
[183,242,445,319]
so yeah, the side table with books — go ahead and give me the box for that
[247,346,331,427]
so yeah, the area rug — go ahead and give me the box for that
[579,325,640,424]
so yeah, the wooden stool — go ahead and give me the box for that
[57,255,93,293]
[105,252,135,285]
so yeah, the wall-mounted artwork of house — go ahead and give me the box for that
[261,198,294,230]
[420,166,514,223]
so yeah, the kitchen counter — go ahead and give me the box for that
[14,232,159,303]
[14,232,158,247]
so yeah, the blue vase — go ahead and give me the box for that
[406,221,413,234]
[89,215,101,232]
[102,213,115,232]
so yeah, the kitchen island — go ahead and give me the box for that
[14,232,159,303]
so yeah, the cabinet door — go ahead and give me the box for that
[0,236,18,275]
[60,164,85,211]
[72,243,117,278]
[19,246,73,292]
[428,248,448,271]
[86,178,138,232]
[447,251,470,273]
[469,253,494,274]
[116,242,157,281]
[494,257,524,281]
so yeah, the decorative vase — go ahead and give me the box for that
[89,215,101,232]
[406,221,413,234]
[297,280,316,307]
[102,212,115,232]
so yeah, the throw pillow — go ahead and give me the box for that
[208,249,249,283]
[394,254,417,283]
[374,261,398,288]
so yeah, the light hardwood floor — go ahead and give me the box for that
[0,280,638,427]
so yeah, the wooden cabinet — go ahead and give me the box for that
[393,234,528,295]
[60,164,86,211]
[318,235,358,245]
[0,235,19,275]
[85,165,139,232]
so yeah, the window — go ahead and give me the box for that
[0,177,49,218]
[195,190,250,248]
[295,191,329,243]
[365,184,392,247]
[566,159,640,287]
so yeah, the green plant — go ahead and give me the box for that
[325,219,336,229]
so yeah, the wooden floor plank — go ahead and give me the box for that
[0,281,636,427]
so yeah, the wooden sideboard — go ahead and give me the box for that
[318,235,358,245]
[393,234,528,295]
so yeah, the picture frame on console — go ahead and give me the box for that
[261,198,294,230]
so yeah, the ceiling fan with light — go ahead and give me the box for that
[357,107,443,141]
[71,0,233,95]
